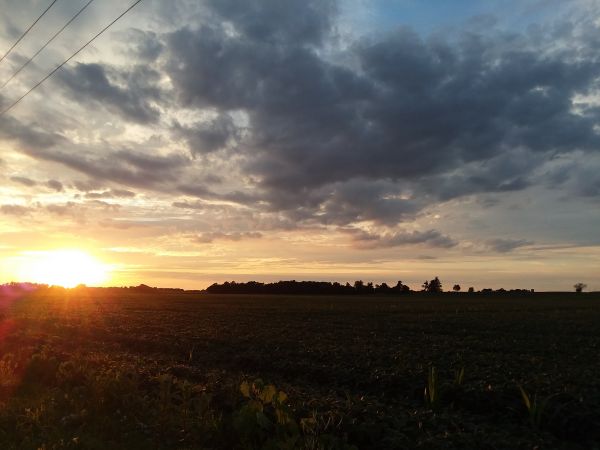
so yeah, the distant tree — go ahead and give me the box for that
[430,277,443,293]
[423,277,442,293]
[453,284,461,292]
[134,284,155,292]
[574,282,587,293]
[392,280,411,294]
[468,287,475,293]
[206,279,401,296]
[376,282,390,294]
[354,280,364,293]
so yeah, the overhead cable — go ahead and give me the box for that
[0,0,60,65]
[1,0,97,90]
[0,0,144,117]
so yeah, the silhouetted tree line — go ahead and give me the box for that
[1,280,585,297]
[206,280,412,295]
[205,277,546,296]
[124,284,184,293]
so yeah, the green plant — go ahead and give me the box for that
[424,366,440,410]
[454,366,465,387]
[518,385,557,430]
[235,379,299,448]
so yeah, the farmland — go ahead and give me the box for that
[1,287,600,449]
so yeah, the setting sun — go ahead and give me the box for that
[16,250,111,288]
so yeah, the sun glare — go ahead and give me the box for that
[16,250,110,288]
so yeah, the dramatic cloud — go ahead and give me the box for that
[486,238,534,253]
[193,231,263,243]
[0,204,32,216]
[46,180,64,192]
[160,0,600,229]
[121,29,164,61]
[0,116,64,152]
[173,113,239,155]
[348,228,457,249]
[206,0,337,46]
[24,146,190,191]
[306,179,421,226]
[172,200,208,210]
[46,202,81,216]
[10,176,36,187]
[56,63,163,124]
[85,189,136,199]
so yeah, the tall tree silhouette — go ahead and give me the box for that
[423,277,443,293]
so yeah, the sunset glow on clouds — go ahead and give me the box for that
[0,0,599,290]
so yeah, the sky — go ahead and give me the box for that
[0,0,599,291]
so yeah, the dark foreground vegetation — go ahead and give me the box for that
[1,285,600,449]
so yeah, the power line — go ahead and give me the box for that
[1,0,97,90]
[0,0,144,118]
[0,0,60,65]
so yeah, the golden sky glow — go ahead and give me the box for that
[1,0,599,291]
[12,249,111,288]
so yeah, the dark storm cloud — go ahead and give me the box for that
[0,204,32,216]
[347,228,457,249]
[55,63,162,124]
[486,238,534,253]
[162,4,600,227]
[577,177,600,197]
[175,184,213,198]
[538,154,600,198]
[111,189,136,198]
[122,29,164,61]
[3,0,598,240]
[193,231,263,243]
[86,200,121,211]
[10,176,36,187]
[46,180,64,192]
[72,179,104,192]
[300,179,421,226]
[173,113,239,155]
[25,146,190,190]
[567,160,600,198]
[206,0,337,45]
[176,183,261,206]
[423,149,540,200]
[46,202,80,216]
[0,115,64,151]
[172,200,207,210]
[85,189,136,199]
